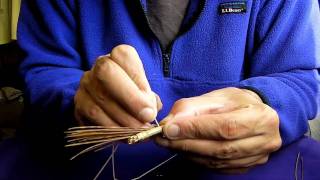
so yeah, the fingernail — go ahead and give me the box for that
[165,124,180,139]
[139,107,155,122]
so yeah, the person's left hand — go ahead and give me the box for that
[155,87,282,173]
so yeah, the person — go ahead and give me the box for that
[13,0,320,179]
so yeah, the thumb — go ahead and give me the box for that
[162,103,225,140]
[146,91,159,121]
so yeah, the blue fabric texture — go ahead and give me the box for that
[17,0,320,178]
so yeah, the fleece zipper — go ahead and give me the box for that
[139,0,207,77]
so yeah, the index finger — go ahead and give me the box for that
[90,56,156,123]
[110,44,151,93]
[163,104,277,140]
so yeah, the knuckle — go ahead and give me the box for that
[94,58,111,81]
[74,90,81,104]
[258,156,269,165]
[182,143,190,152]
[74,88,87,106]
[208,149,219,158]
[86,105,100,119]
[254,156,269,166]
[224,87,243,96]
[173,98,195,113]
[80,71,90,87]
[95,55,108,65]
[174,98,190,108]
[187,119,203,138]
[127,95,143,109]
[130,71,140,84]
[262,104,280,128]
[216,143,237,159]
[219,118,238,140]
[96,91,107,102]
[269,108,280,125]
[111,44,136,59]
[267,138,282,152]
[175,141,190,152]
[226,87,241,92]
[272,137,282,150]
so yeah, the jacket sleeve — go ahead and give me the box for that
[238,0,320,145]
[18,0,82,127]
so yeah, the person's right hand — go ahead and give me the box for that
[74,45,162,128]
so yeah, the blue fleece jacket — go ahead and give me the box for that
[18,0,320,179]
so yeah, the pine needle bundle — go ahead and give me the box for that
[65,125,163,159]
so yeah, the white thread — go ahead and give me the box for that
[92,118,166,180]
[131,154,178,180]
[71,142,110,160]
[112,145,118,180]
[154,118,160,127]
[93,144,118,180]
[94,143,113,152]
